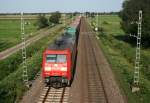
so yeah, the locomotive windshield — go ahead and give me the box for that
[46,54,66,63]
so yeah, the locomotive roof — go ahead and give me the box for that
[47,16,81,51]
[48,33,75,50]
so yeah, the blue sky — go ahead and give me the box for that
[0,0,124,13]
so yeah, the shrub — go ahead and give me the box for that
[49,11,61,24]
[37,15,49,29]
[103,21,109,25]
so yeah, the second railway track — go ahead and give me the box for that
[37,87,70,103]
[79,18,108,103]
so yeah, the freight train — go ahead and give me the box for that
[42,16,81,88]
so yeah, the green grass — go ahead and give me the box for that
[89,15,150,103]
[0,19,38,52]
[89,15,124,35]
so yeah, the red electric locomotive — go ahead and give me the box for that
[42,16,81,87]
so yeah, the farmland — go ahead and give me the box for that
[0,18,38,52]
[0,14,74,52]
[89,15,150,103]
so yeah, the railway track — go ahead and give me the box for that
[79,18,108,103]
[37,87,70,103]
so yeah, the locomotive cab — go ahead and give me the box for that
[42,50,71,87]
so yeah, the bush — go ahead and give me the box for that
[120,0,150,39]
[103,21,109,25]
[49,11,61,24]
[98,27,104,33]
[37,15,49,29]
[0,52,41,103]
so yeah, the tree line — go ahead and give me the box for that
[37,11,61,28]
[120,0,150,46]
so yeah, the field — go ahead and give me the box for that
[0,14,75,52]
[89,15,150,103]
[0,18,38,52]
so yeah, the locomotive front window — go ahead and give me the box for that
[46,55,57,62]
[57,55,66,63]
[46,54,66,63]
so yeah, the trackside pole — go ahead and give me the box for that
[21,12,29,88]
[131,10,142,92]
[95,12,99,32]
[95,12,100,40]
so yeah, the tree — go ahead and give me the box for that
[37,14,48,29]
[120,0,150,39]
[85,12,90,17]
[91,12,96,18]
[49,11,61,24]
[73,12,80,16]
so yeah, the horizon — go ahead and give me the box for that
[0,0,124,13]
[0,11,120,14]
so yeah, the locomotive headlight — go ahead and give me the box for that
[45,67,51,71]
[61,67,67,71]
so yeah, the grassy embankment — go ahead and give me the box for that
[89,15,150,103]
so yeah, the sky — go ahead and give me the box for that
[0,0,124,13]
